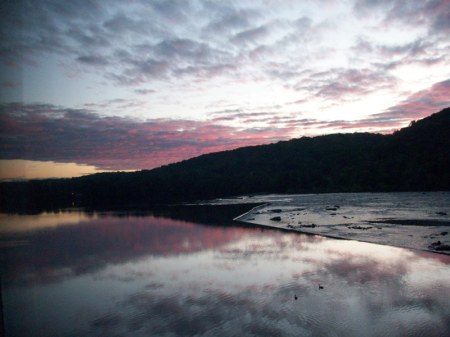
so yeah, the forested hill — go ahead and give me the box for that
[1,107,449,212]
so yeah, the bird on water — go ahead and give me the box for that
[319,284,324,290]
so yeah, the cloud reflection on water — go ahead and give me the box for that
[1,213,255,285]
[85,222,450,337]
[2,210,450,337]
[92,248,450,337]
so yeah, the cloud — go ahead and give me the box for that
[0,0,448,157]
[1,0,448,91]
[319,69,395,98]
[76,54,109,66]
[231,25,269,45]
[205,7,258,34]
[292,67,396,101]
[211,111,273,123]
[351,36,448,73]
[134,88,156,95]
[286,78,450,133]
[378,78,450,121]
[0,2,305,86]
[314,79,450,132]
[0,103,289,170]
[354,0,450,36]
[1,0,245,85]
[154,38,212,60]
[103,12,145,34]
[2,76,447,171]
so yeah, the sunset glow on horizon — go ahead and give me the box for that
[1,0,449,180]
[0,159,124,181]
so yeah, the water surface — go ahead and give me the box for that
[1,203,450,337]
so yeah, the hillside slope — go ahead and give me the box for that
[1,107,449,211]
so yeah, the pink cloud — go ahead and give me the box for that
[1,79,448,171]
[314,79,450,133]
[0,103,288,170]
[378,79,450,121]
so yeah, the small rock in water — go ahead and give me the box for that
[348,225,372,230]
[428,240,450,251]
[300,224,316,228]
[436,211,447,216]
[270,209,283,213]
[270,216,282,221]
[441,231,448,236]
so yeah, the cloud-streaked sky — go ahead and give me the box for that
[1,0,449,179]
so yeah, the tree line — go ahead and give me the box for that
[1,107,449,213]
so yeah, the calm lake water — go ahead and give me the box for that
[1,199,450,337]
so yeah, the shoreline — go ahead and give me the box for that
[232,200,450,255]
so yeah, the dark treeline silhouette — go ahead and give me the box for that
[1,107,449,213]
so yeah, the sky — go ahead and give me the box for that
[0,0,449,180]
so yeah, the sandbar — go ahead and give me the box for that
[206,193,450,254]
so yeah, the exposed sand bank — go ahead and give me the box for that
[234,203,450,254]
[215,193,450,254]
